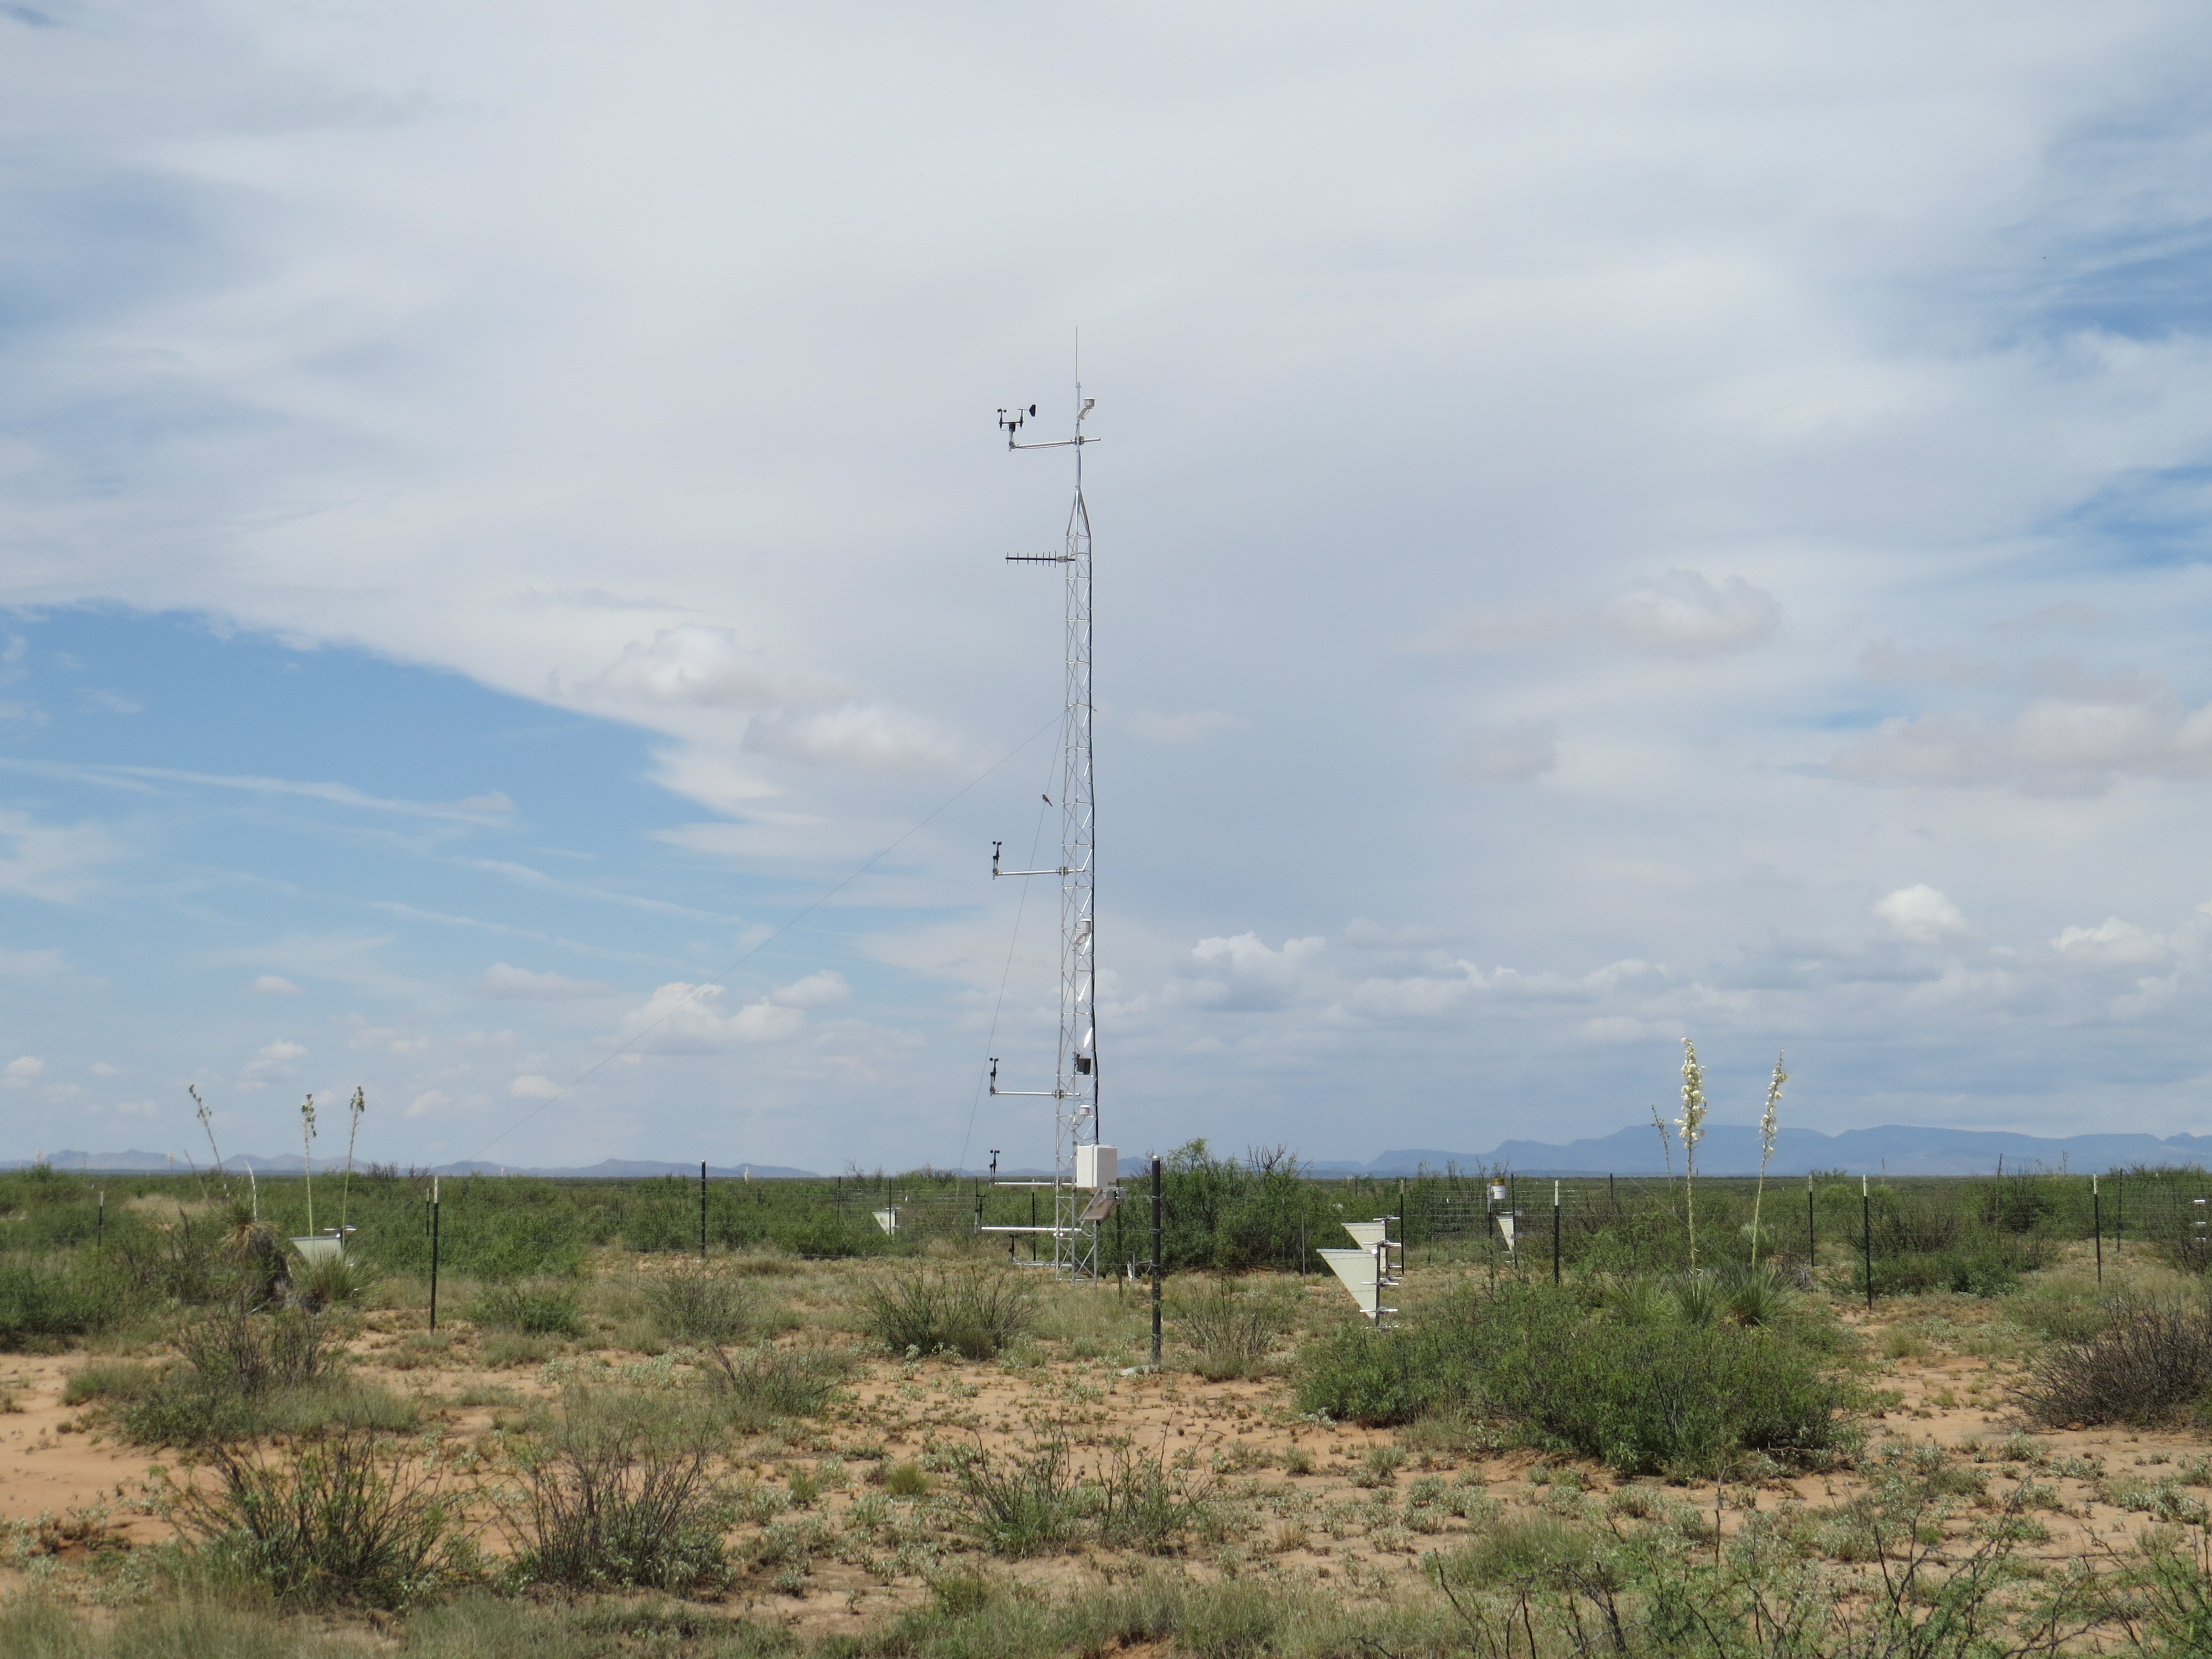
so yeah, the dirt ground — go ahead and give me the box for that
[1,1253,2203,1636]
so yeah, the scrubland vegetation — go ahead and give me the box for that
[6,1155,2212,1653]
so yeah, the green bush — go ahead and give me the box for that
[159,1427,477,1608]
[701,1341,853,1428]
[500,1386,734,1593]
[863,1264,1032,1359]
[1171,1279,1297,1380]
[642,1269,758,1344]
[467,1280,583,1337]
[0,1258,109,1349]
[1296,1281,1855,1476]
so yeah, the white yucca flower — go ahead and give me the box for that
[1677,1039,1707,1154]
[1678,1039,1706,1267]
[1750,1050,1787,1267]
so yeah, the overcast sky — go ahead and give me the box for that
[5,2,2212,1171]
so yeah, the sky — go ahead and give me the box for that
[6,1,2212,1171]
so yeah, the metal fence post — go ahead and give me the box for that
[1861,1176,1873,1310]
[2093,1175,2103,1285]
[1150,1156,1163,1369]
[429,1176,442,1333]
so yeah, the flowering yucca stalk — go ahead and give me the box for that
[1749,1051,1787,1267]
[340,1086,366,1240]
[300,1093,319,1236]
[1678,1039,1707,1269]
[188,1084,229,1199]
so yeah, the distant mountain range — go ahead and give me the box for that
[13,1122,2212,1180]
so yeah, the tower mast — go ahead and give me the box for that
[988,379,1100,1275]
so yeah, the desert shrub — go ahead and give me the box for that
[2020,1295,2212,1427]
[501,1386,734,1593]
[467,1280,583,1337]
[950,1436,1086,1558]
[1171,1279,1296,1380]
[701,1341,853,1428]
[174,1304,334,1394]
[159,1427,477,1608]
[1089,1441,1214,1554]
[863,1264,1032,1359]
[0,1258,108,1349]
[290,1250,375,1311]
[479,1331,562,1369]
[884,1459,931,1497]
[1297,1281,1853,1476]
[643,1270,757,1344]
[62,1360,159,1407]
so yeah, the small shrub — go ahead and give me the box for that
[479,1332,561,1369]
[643,1270,758,1345]
[1172,1280,1297,1381]
[1089,1441,1213,1553]
[863,1265,1032,1360]
[291,1251,376,1311]
[2020,1296,2212,1427]
[883,1460,930,1497]
[62,1360,159,1407]
[174,1305,335,1394]
[159,1427,477,1608]
[951,1436,1085,1557]
[0,1259,109,1349]
[500,1385,733,1593]
[701,1341,853,1428]
[1353,1443,1406,1486]
[468,1281,583,1337]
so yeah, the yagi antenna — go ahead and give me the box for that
[980,373,1109,1278]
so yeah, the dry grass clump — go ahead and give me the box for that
[862,1264,1033,1359]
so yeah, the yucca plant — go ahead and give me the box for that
[1677,1039,1708,1269]
[1749,1051,1787,1266]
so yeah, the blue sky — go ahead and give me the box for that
[7,2,2212,1169]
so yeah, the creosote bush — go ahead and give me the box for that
[643,1269,758,1345]
[500,1385,735,1593]
[701,1340,854,1429]
[467,1279,585,1337]
[862,1264,1032,1359]
[159,1426,477,1608]
[1171,1279,1297,1380]
[2020,1293,2212,1427]
[1297,1279,1855,1476]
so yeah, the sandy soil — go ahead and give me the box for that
[2,1258,2203,1637]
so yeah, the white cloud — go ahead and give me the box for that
[508,1074,563,1099]
[475,962,615,1000]
[243,1040,307,1078]
[90,1062,121,1077]
[457,791,514,813]
[741,704,973,778]
[620,982,811,1050]
[1453,719,1559,783]
[2051,917,2169,967]
[1874,885,1971,944]
[252,974,304,994]
[4,1056,45,1086]
[770,969,850,1009]
[580,625,827,712]
[1833,672,2212,796]
[1599,571,1783,658]
[405,1088,451,1118]
[0,809,120,902]
[0,947,65,978]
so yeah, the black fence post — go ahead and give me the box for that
[1150,1155,1163,1369]
[700,1161,708,1262]
[429,1177,442,1333]
[1861,1176,1873,1311]
[1806,1175,1814,1266]
[2093,1175,2103,1285]
[1552,1181,1561,1285]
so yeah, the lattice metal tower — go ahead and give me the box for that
[987,383,1100,1276]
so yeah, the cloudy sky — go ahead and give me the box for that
[5,2,2212,1171]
